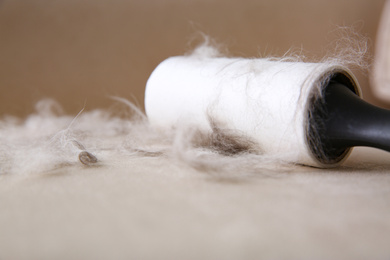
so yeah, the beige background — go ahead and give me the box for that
[0,0,386,117]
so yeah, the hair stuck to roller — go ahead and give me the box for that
[0,31,368,177]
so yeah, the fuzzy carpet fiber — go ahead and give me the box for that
[1,147,390,260]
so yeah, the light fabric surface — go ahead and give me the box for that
[1,147,390,260]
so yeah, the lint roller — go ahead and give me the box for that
[144,56,383,168]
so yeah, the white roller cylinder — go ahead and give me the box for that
[145,56,360,167]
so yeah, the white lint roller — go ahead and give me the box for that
[145,56,364,167]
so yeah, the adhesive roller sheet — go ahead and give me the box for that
[145,56,360,167]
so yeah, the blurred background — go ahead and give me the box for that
[0,0,386,117]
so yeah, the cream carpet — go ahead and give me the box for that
[1,147,390,260]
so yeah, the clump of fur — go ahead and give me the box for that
[0,98,291,177]
[193,115,260,156]
[186,33,227,58]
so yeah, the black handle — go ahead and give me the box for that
[319,82,390,154]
